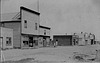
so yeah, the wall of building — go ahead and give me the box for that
[0,28,2,49]
[39,27,50,36]
[4,22,21,48]
[53,36,73,46]
[21,9,39,35]
[0,27,1,37]
[1,27,13,49]
[0,23,2,27]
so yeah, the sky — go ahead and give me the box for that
[1,0,100,40]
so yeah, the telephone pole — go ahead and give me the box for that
[37,0,39,12]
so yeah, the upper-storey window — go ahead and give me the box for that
[35,23,37,30]
[44,30,46,35]
[24,20,27,28]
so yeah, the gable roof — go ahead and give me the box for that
[20,6,40,15]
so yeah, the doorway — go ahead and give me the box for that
[29,37,33,47]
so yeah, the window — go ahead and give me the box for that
[24,20,27,28]
[44,30,46,35]
[23,41,28,46]
[35,23,37,30]
[6,37,12,46]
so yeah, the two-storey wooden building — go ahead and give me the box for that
[38,25,51,47]
[0,6,51,49]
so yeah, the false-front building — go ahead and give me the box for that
[0,6,51,49]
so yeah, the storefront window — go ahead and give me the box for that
[23,41,28,46]
[6,37,12,46]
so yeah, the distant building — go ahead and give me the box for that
[76,33,85,46]
[0,6,51,49]
[75,32,96,46]
[53,35,75,46]
[39,25,51,47]
[53,32,96,46]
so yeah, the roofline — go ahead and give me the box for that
[39,35,50,37]
[53,35,73,37]
[21,33,39,36]
[39,25,51,30]
[0,20,21,23]
[20,6,40,15]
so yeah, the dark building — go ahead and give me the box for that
[53,35,74,46]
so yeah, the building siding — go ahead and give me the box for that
[21,9,39,35]
[39,27,50,36]
[0,27,13,49]
[4,22,21,48]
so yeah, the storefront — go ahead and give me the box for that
[21,34,39,48]
[72,35,79,46]
[38,37,43,47]
[38,35,50,47]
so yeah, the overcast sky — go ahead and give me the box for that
[1,0,100,40]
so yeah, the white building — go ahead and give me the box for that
[0,27,13,49]
[75,32,95,46]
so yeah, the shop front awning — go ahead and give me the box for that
[21,33,39,37]
[39,35,50,37]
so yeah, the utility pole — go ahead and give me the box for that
[37,0,40,37]
[37,0,39,12]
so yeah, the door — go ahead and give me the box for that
[29,37,33,47]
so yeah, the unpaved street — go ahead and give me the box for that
[1,45,100,63]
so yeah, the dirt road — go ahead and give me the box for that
[1,45,100,63]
